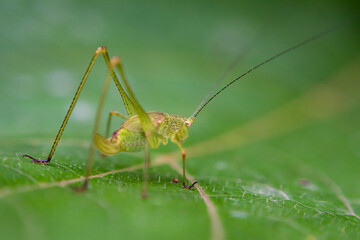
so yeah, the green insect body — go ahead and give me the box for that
[95,111,193,155]
[22,19,351,196]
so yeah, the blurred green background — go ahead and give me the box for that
[0,0,360,239]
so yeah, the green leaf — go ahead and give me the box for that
[1,1,360,240]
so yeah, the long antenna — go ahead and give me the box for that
[191,18,354,119]
[192,31,261,118]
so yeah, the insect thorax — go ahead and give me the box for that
[158,113,189,143]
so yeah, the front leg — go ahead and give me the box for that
[176,142,198,189]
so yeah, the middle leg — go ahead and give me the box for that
[105,110,128,138]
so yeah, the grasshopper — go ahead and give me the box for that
[22,18,354,197]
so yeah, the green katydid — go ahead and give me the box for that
[22,18,354,197]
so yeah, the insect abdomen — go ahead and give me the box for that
[95,128,146,155]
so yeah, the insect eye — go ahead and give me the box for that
[185,120,190,127]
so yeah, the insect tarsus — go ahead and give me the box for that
[22,154,50,164]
